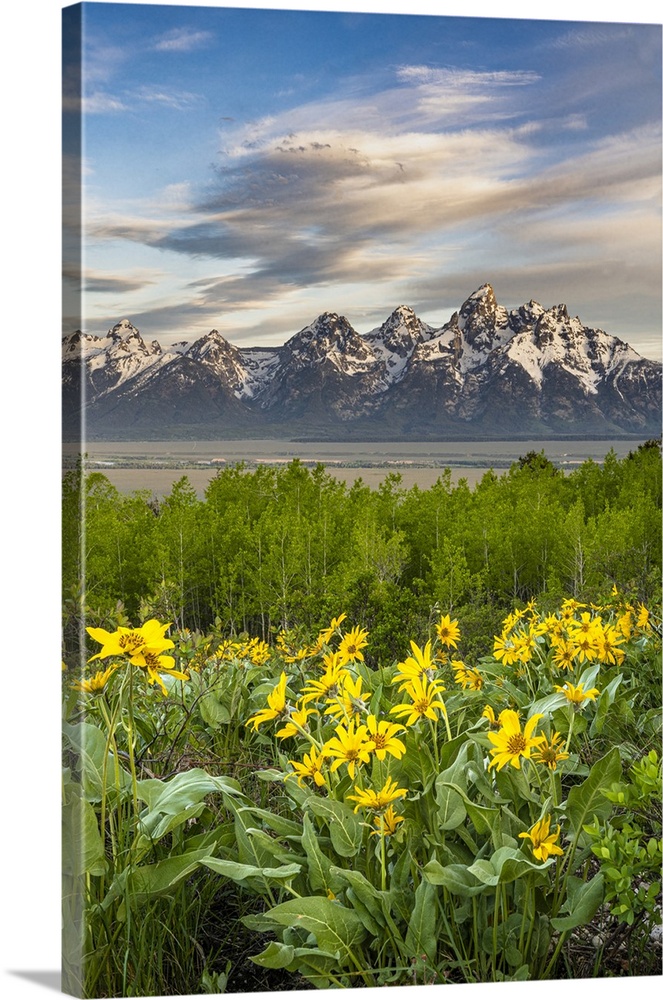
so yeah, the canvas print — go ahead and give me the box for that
[62,1,662,996]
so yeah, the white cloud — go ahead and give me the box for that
[152,28,214,52]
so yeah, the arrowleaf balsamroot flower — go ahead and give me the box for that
[275,701,318,739]
[324,674,370,723]
[338,626,369,665]
[519,814,564,862]
[487,710,545,770]
[247,671,289,730]
[554,681,599,706]
[393,639,437,688]
[131,649,189,695]
[347,775,408,814]
[72,665,116,695]
[390,675,447,727]
[453,661,484,690]
[86,619,174,661]
[317,613,347,646]
[370,804,405,837]
[493,633,520,666]
[287,746,327,787]
[436,614,460,648]
[300,655,349,704]
[365,714,406,760]
[532,731,570,770]
[322,719,372,779]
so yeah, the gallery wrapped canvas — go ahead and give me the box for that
[62,1,662,996]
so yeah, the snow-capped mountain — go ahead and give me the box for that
[62,285,662,439]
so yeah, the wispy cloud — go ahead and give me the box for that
[152,28,214,52]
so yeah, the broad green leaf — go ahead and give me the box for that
[250,941,295,969]
[198,690,231,727]
[435,781,466,830]
[265,896,366,961]
[329,866,388,928]
[405,879,438,962]
[346,887,382,936]
[62,783,107,877]
[422,860,485,897]
[63,721,131,803]
[306,797,362,858]
[551,873,605,931]
[101,848,210,911]
[468,847,553,886]
[136,768,241,813]
[566,747,622,836]
[302,813,344,895]
[201,857,301,883]
[242,806,304,839]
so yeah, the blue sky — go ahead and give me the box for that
[64,0,662,359]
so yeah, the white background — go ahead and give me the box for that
[0,1,660,998]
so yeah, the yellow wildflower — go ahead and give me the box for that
[324,674,370,722]
[86,619,174,661]
[453,661,484,690]
[487,710,544,771]
[493,633,519,666]
[275,702,318,739]
[247,672,289,730]
[390,675,447,727]
[436,614,460,649]
[338,626,369,665]
[347,775,408,814]
[554,681,599,706]
[71,665,116,695]
[519,815,564,862]
[322,720,373,779]
[365,714,406,760]
[370,804,405,837]
[287,746,327,788]
[317,613,348,646]
[532,731,570,770]
[393,639,437,688]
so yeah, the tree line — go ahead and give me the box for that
[62,441,661,664]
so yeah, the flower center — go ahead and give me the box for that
[371,733,387,749]
[506,734,527,754]
[119,632,145,653]
[142,651,162,669]
[413,698,430,714]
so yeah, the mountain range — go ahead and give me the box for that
[62,284,662,440]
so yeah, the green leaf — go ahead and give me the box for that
[435,781,466,830]
[468,847,554,886]
[306,797,363,858]
[302,813,344,895]
[63,720,131,803]
[551,873,605,931]
[250,941,295,969]
[201,857,301,883]
[243,806,304,840]
[101,848,210,911]
[405,878,438,962]
[566,748,622,837]
[264,896,366,961]
[422,859,485,897]
[198,690,231,727]
[62,782,107,877]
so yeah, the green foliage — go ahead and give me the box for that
[63,448,662,657]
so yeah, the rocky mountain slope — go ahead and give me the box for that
[62,284,661,440]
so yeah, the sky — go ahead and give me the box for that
[63,0,663,360]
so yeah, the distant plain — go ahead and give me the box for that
[65,438,647,497]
